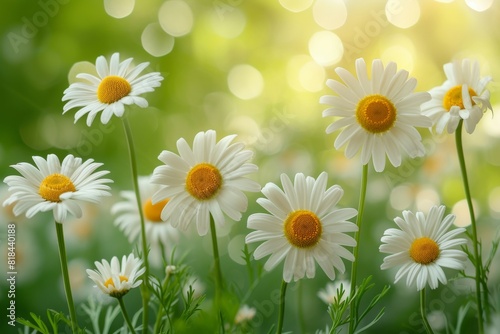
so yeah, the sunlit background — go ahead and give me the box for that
[1,0,500,332]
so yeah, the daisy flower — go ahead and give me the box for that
[379,205,467,291]
[245,172,358,282]
[87,254,145,298]
[320,58,432,172]
[234,305,257,324]
[3,154,112,223]
[111,176,179,266]
[151,130,260,236]
[422,59,492,134]
[317,280,350,305]
[62,52,163,126]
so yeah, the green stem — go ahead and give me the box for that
[153,271,173,333]
[122,117,150,333]
[55,221,78,333]
[118,297,137,334]
[420,288,434,334]
[209,214,224,308]
[348,163,368,334]
[297,280,306,333]
[276,280,288,334]
[455,120,484,333]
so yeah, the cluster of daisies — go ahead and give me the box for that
[2,53,492,325]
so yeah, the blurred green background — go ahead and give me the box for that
[1,0,500,333]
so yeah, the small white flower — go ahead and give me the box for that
[320,58,432,172]
[380,205,467,291]
[246,172,358,282]
[151,130,260,236]
[3,154,112,223]
[317,280,350,305]
[111,176,179,266]
[234,305,256,324]
[86,254,145,298]
[422,59,492,134]
[62,52,163,126]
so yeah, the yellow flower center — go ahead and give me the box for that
[104,275,129,288]
[143,198,169,222]
[39,173,76,202]
[443,85,477,111]
[185,163,223,200]
[356,94,397,133]
[97,75,131,104]
[409,237,440,265]
[284,210,322,248]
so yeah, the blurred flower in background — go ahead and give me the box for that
[112,175,179,267]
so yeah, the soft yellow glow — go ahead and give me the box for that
[452,199,479,227]
[286,55,310,91]
[141,23,175,57]
[488,187,500,217]
[416,188,440,213]
[104,0,135,19]
[313,0,347,30]
[381,45,414,73]
[227,64,264,100]
[158,0,193,37]
[210,8,246,39]
[279,0,313,12]
[386,0,421,29]
[299,61,325,92]
[482,103,500,137]
[390,185,413,211]
[308,31,343,67]
[465,0,493,12]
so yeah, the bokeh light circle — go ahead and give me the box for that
[299,61,326,92]
[68,61,97,84]
[308,31,343,67]
[158,0,194,37]
[227,64,264,100]
[465,0,493,12]
[141,23,175,57]
[386,0,421,29]
[279,0,313,12]
[210,8,246,39]
[104,0,135,19]
[313,0,347,30]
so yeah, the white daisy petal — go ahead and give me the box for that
[151,130,258,236]
[321,57,431,172]
[246,172,357,281]
[380,205,467,291]
[422,59,492,134]
[87,253,144,298]
[62,53,163,126]
[3,155,112,223]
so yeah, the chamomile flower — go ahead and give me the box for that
[320,58,432,172]
[111,176,179,266]
[246,172,358,282]
[234,305,257,324]
[86,254,145,298]
[151,130,260,236]
[62,52,163,126]
[317,280,350,304]
[422,59,492,134]
[380,205,467,291]
[3,154,112,223]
